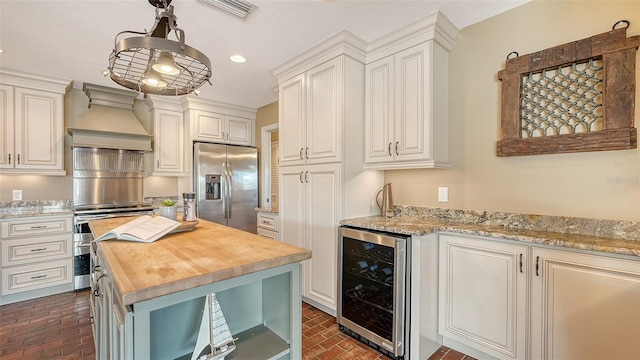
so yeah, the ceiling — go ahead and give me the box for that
[0,0,530,109]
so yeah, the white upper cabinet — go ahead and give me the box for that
[146,97,185,176]
[279,57,343,166]
[364,12,458,170]
[0,71,71,175]
[189,106,254,146]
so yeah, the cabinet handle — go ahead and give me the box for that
[17,154,20,164]
[299,148,304,160]
[93,289,103,298]
[29,225,47,229]
[30,274,47,280]
[299,171,303,183]
[535,256,540,276]
[519,254,523,273]
[305,171,309,183]
[7,153,10,165]
[157,160,159,169]
[30,248,47,252]
[306,147,309,159]
[388,143,392,156]
[395,142,399,156]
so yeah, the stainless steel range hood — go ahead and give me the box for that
[67,83,153,151]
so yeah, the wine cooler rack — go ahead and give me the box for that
[337,227,409,359]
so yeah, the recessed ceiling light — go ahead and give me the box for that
[229,55,247,63]
[0,49,4,53]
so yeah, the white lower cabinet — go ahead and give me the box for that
[0,215,73,304]
[257,212,279,240]
[439,233,640,360]
[439,234,528,360]
[280,163,340,313]
[531,247,640,360]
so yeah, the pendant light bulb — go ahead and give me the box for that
[151,51,181,75]
[142,68,169,88]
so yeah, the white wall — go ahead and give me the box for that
[385,0,640,221]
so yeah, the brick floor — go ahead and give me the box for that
[1,291,472,359]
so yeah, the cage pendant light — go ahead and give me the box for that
[106,0,212,96]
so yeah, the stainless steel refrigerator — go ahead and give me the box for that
[194,142,258,233]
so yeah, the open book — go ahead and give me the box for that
[94,215,181,243]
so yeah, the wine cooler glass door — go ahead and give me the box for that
[338,227,407,358]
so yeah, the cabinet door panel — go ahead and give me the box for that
[14,87,63,169]
[365,58,393,164]
[394,44,429,161]
[531,248,640,360]
[305,164,340,310]
[226,116,253,145]
[279,166,306,249]
[279,75,306,166]
[154,110,184,174]
[0,84,14,169]
[306,58,342,164]
[193,110,224,142]
[439,234,527,359]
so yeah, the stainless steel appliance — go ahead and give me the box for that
[194,142,258,233]
[72,147,153,290]
[338,226,410,359]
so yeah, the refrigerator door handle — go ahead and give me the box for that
[222,160,228,219]
[226,161,233,219]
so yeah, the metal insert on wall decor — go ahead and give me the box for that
[496,20,639,157]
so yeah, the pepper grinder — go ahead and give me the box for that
[182,192,197,221]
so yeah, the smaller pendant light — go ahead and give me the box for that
[151,50,181,75]
[142,68,169,88]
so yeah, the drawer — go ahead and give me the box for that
[257,228,278,241]
[257,213,278,232]
[2,234,72,266]
[1,259,72,295]
[1,216,72,238]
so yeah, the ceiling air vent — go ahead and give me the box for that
[200,0,257,18]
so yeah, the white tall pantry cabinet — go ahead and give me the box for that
[274,32,383,314]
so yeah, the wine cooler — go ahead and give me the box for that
[337,226,410,359]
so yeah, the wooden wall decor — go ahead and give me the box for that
[497,21,640,157]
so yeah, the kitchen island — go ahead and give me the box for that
[89,217,311,360]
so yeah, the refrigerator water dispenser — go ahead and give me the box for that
[206,174,221,200]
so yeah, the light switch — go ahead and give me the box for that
[12,190,23,201]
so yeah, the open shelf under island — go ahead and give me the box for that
[89,217,311,360]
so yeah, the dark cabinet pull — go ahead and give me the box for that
[299,147,304,159]
[306,147,309,159]
[8,153,10,165]
[17,154,20,164]
[30,248,47,252]
[535,256,540,276]
[305,171,309,183]
[395,142,399,156]
[31,274,47,280]
[299,171,303,183]
[388,142,392,156]
[519,254,523,273]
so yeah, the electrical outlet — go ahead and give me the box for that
[12,190,23,201]
[438,187,448,202]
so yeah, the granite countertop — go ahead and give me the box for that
[341,211,640,258]
[90,217,310,305]
[0,200,73,219]
[256,207,279,214]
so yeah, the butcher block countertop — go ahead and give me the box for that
[89,217,311,306]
